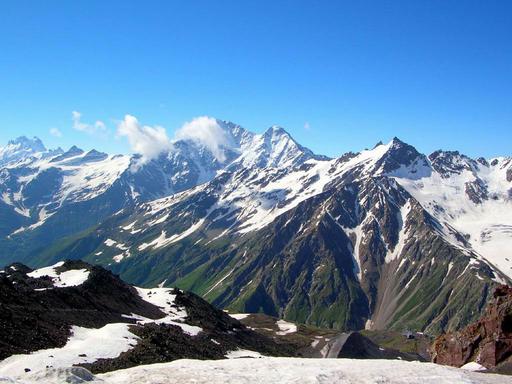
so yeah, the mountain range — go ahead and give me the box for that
[1,121,511,335]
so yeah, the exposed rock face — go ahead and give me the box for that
[428,150,477,177]
[432,285,512,369]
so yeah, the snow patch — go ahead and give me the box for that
[0,323,138,376]
[275,320,298,335]
[27,262,90,288]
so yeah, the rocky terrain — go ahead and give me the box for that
[432,284,512,374]
[232,313,428,361]
[0,260,293,377]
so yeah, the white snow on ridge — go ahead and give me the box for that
[218,140,410,235]
[138,219,205,251]
[53,154,131,203]
[104,238,117,247]
[225,349,263,359]
[461,361,487,371]
[27,262,90,288]
[135,287,203,336]
[0,285,205,377]
[2,151,131,212]
[204,268,235,295]
[275,320,298,335]
[229,313,249,320]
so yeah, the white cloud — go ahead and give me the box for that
[117,114,173,168]
[304,121,310,131]
[49,127,62,138]
[72,111,107,136]
[175,116,232,162]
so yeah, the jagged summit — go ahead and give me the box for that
[374,137,429,176]
[428,149,479,176]
[7,136,46,152]
[0,136,47,166]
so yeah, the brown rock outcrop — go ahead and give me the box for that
[432,285,512,369]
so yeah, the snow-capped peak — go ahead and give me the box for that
[333,138,430,180]
[0,136,47,166]
[428,150,479,177]
[374,137,428,174]
[7,136,46,152]
[233,125,326,169]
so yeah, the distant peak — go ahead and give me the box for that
[369,137,427,176]
[428,149,478,175]
[263,125,291,139]
[49,145,85,163]
[389,137,408,147]
[67,145,84,154]
[7,136,46,152]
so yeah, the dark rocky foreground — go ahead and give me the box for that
[0,259,437,376]
[0,260,163,360]
[432,285,512,374]
[0,260,293,373]
[82,291,296,373]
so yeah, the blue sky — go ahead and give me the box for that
[0,1,511,158]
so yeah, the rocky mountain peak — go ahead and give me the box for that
[67,145,84,155]
[49,145,85,163]
[217,119,254,148]
[7,136,46,152]
[372,138,429,177]
[428,150,478,176]
[264,125,287,137]
[0,136,48,166]
[230,125,326,170]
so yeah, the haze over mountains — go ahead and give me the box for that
[1,120,511,335]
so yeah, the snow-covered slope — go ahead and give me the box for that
[393,152,512,279]
[8,358,510,384]
[96,138,510,277]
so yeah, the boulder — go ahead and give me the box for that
[432,285,512,369]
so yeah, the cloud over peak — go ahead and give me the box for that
[114,114,232,170]
[117,114,173,168]
[175,116,232,162]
